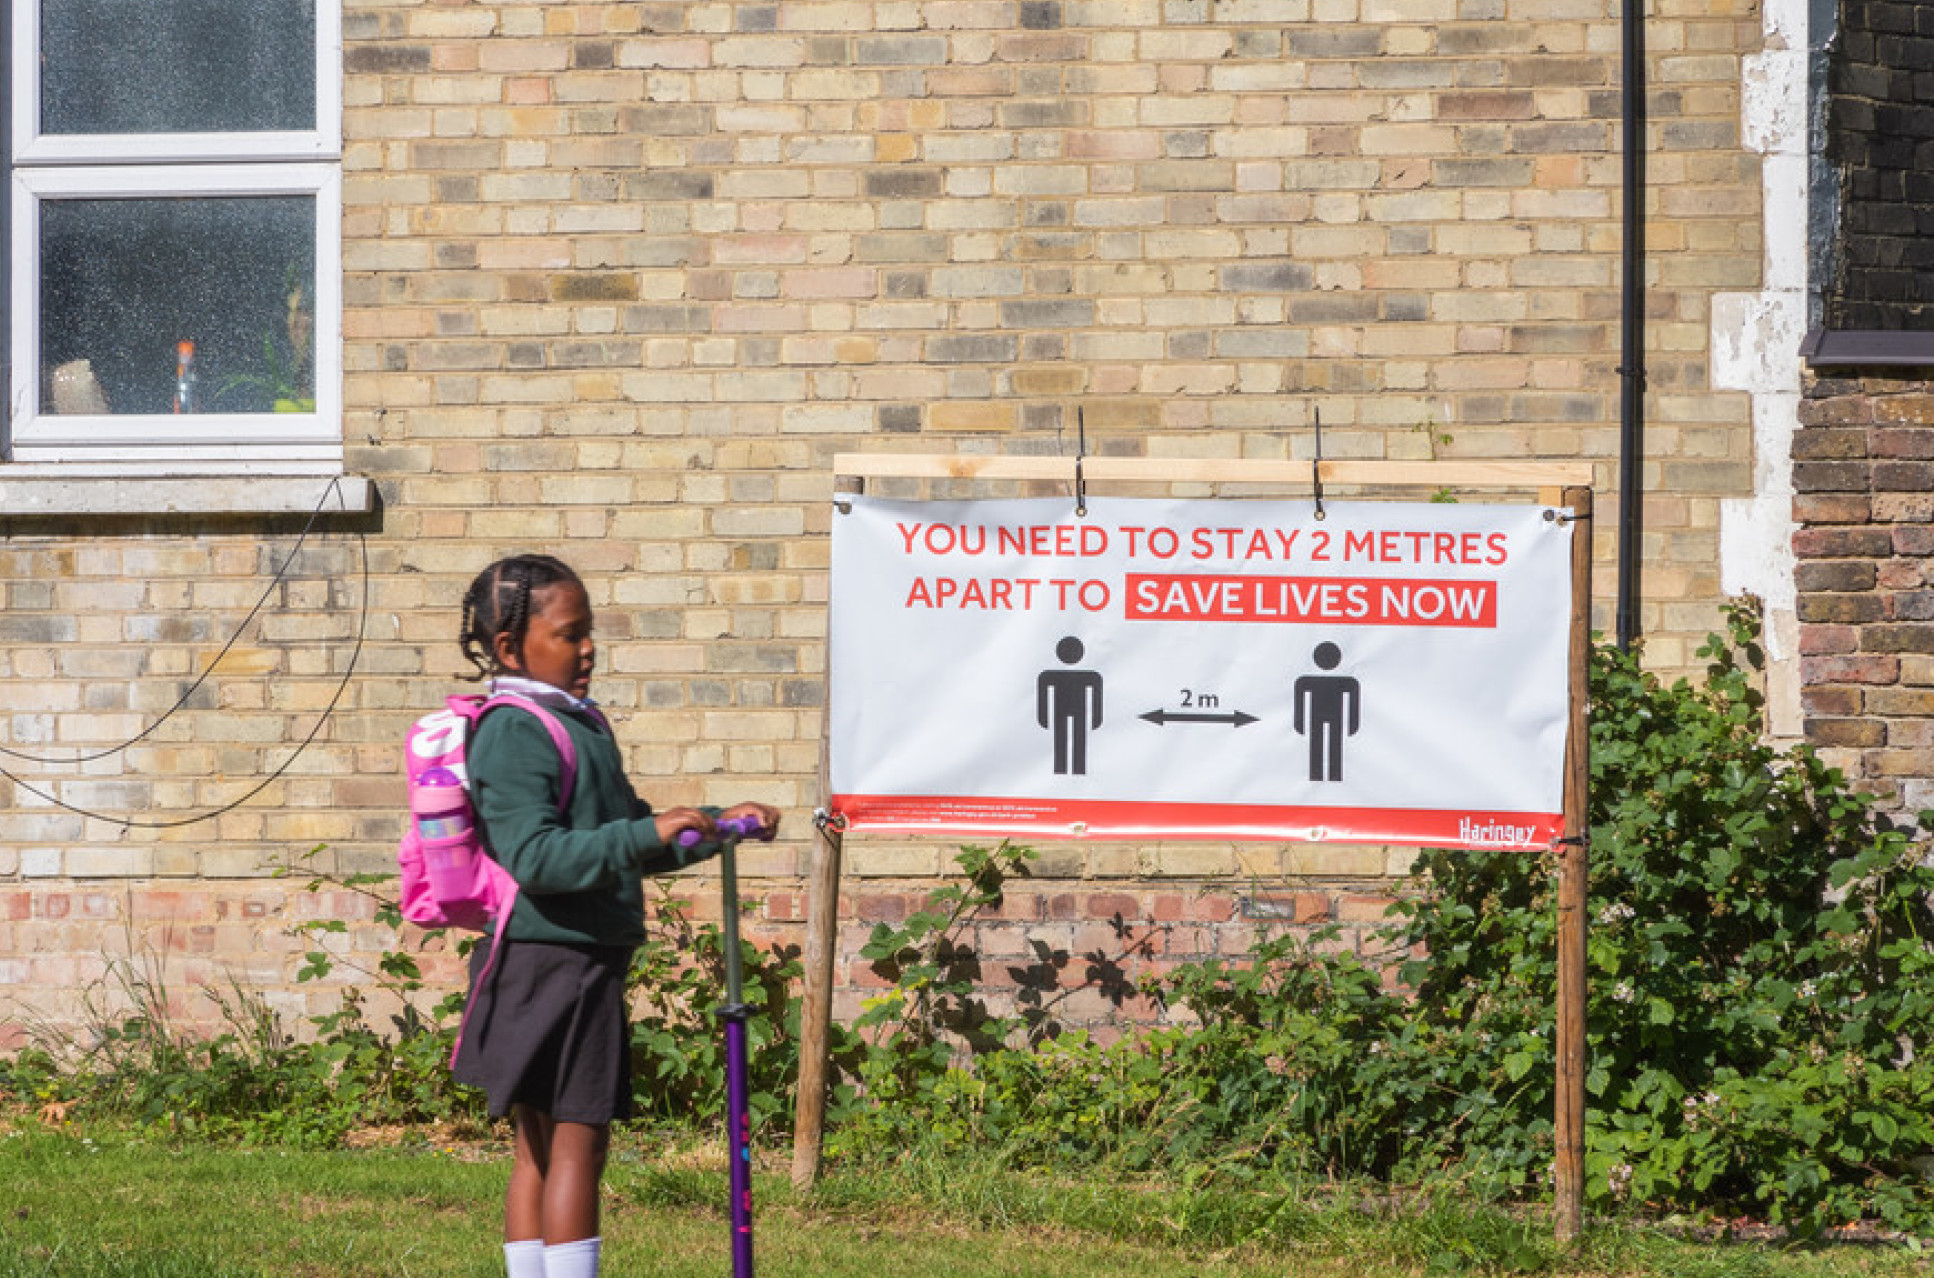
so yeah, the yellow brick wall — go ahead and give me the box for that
[0,0,1764,1043]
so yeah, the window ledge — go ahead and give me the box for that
[0,470,373,516]
[1801,328,1934,368]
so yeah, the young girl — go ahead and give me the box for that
[450,554,779,1278]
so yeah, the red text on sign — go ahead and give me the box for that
[1343,529,1509,565]
[1124,574,1498,627]
[905,577,1111,611]
[895,522,1109,558]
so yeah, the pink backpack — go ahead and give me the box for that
[397,693,580,932]
[399,692,605,1064]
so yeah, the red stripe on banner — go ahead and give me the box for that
[829,794,1562,850]
[1122,574,1498,627]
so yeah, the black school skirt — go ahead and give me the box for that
[451,937,635,1124]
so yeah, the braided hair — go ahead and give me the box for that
[458,554,584,680]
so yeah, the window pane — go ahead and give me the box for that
[40,0,317,135]
[39,196,316,415]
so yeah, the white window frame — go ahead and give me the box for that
[5,0,343,473]
[9,0,342,167]
[9,164,343,464]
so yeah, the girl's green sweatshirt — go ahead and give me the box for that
[468,702,704,947]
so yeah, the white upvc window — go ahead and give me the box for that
[6,0,343,472]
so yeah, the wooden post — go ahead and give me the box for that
[793,478,863,1193]
[790,813,844,1191]
[1553,484,1593,1242]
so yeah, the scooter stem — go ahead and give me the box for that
[718,837,755,1278]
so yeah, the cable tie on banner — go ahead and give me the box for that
[1544,508,1592,525]
[812,807,849,834]
[1073,404,1089,518]
[1311,404,1326,521]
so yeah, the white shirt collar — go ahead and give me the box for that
[489,674,598,714]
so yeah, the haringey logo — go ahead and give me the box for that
[1459,816,1536,847]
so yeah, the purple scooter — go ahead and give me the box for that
[677,813,775,1278]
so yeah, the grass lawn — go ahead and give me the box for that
[0,1125,1924,1278]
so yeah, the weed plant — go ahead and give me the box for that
[3,939,481,1147]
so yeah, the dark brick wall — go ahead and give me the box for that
[1794,370,1934,812]
[1823,0,1934,329]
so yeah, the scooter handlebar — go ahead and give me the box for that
[674,813,773,849]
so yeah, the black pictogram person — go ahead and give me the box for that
[1038,636,1103,776]
[1292,641,1359,782]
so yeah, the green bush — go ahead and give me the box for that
[1396,601,1934,1231]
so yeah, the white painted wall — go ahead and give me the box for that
[1714,0,1813,740]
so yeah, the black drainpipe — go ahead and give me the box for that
[1614,0,1648,650]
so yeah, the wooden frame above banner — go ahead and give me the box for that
[795,452,1596,1242]
[830,452,1593,502]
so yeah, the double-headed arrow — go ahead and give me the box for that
[1139,708,1258,727]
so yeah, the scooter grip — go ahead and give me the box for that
[675,813,771,849]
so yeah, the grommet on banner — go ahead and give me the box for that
[1311,405,1326,521]
[1073,405,1089,518]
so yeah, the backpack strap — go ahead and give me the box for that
[467,693,588,812]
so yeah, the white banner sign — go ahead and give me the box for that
[828,495,1573,849]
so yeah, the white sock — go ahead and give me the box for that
[544,1236,601,1278]
[504,1239,547,1278]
